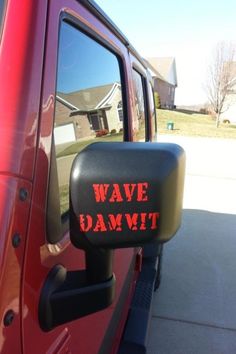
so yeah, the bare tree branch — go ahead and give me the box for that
[205,41,236,127]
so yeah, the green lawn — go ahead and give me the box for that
[57,110,236,160]
[56,132,123,158]
[157,109,236,139]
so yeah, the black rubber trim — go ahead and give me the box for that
[78,0,149,70]
[98,255,136,354]
[79,0,129,46]
[39,264,116,331]
[118,253,161,354]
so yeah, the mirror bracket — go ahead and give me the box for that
[39,261,115,331]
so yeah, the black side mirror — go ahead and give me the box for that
[39,142,185,332]
[70,142,185,249]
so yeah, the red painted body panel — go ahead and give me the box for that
[0,0,47,352]
[0,175,32,354]
[0,0,47,180]
[0,1,146,353]
[20,1,138,353]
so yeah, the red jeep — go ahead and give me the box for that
[0,1,185,353]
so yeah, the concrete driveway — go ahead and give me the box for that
[147,135,236,354]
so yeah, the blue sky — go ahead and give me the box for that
[95,0,236,106]
[57,22,120,93]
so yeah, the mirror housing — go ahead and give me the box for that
[70,142,185,249]
[38,142,185,332]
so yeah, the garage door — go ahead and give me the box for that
[54,123,76,145]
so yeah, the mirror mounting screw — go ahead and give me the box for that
[19,188,28,201]
[12,233,21,248]
[4,310,14,327]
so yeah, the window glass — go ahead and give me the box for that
[54,22,124,216]
[132,69,146,141]
[117,101,123,122]
[0,0,6,38]
[148,82,157,140]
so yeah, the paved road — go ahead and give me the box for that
[147,135,236,354]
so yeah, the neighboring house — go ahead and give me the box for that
[54,82,123,145]
[221,62,236,124]
[145,57,178,109]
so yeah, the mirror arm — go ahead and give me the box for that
[85,248,114,283]
[38,248,115,331]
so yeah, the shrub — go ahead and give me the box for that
[154,92,161,109]
[200,108,211,115]
[96,129,109,137]
[110,129,117,134]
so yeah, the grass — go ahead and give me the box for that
[57,110,236,160]
[56,132,123,158]
[56,110,235,216]
[59,184,70,215]
[157,109,236,139]
[57,132,125,215]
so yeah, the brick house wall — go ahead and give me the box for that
[55,101,94,140]
[154,78,175,109]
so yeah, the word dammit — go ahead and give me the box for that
[92,183,149,203]
[79,212,159,232]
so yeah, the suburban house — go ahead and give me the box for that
[221,62,236,123]
[146,57,178,109]
[54,82,123,145]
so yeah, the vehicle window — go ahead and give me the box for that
[0,0,6,38]
[53,21,124,218]
[132,69,146,141]
[148,81,157,140]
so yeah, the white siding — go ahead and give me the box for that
[221,89,236,123]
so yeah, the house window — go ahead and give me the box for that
[88,112,104,131]
[132,69,146,141]
[48,21,125,224]
[117,101,123,121]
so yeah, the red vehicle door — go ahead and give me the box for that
[22,1,139,353]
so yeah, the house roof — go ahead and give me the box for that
[146,57,178,87]
[57,82,120,112]
[142,58,166,81]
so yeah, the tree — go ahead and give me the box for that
[154,92,161,109]
[205,42,236,127]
